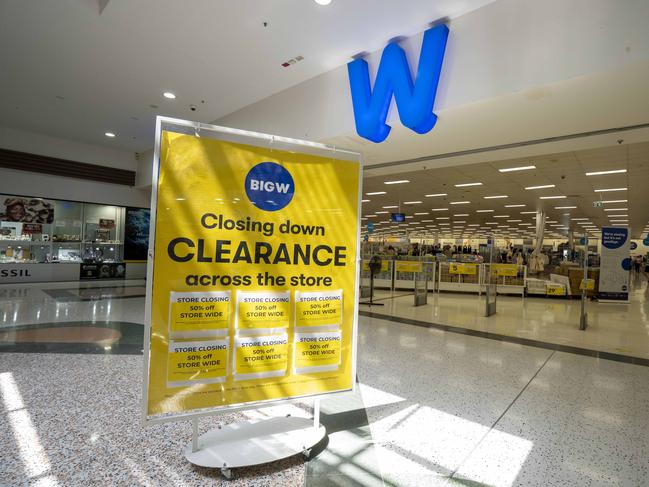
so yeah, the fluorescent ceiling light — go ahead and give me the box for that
[602,199,627,204]
[594,188,627,192]
[507,219,522,222]
[431,208,449,211]
[608,214,628,218]
[421,219,434,223]
[603,208,628,211]
[104,132,116,137]
[404,201,422,204]
[436,217,449,220]
[493,215,510,218]
[453,214,469,217]
[486,222,499,225]
[454,182,482,187]
[476,209,494,213]
[364,215,376,218]
[366,191,386,196]
[382,205,398,209]
[450,201,470,205]
[539,195,566,199]
[505,204,526,208]
[468,224,480,227]
[425,193,447,197]
[484,195,508,199]
[555,206,577,209]
[586,169,627,176]
[375,211,389,214]
[526,184,555,190]
[163,92,176,99]
[499,165,536,173]
[414,212,429,215]
[520,211,536,214]
[384,180,410,185]
[361,199,370,203]
[454,221,466,223]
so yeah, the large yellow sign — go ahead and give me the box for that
[145,127,360,417]
[395,261,422,273]
[491,264,519,277]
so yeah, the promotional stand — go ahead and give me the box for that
[142,117,362,478]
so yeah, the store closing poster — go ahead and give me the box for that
[145,127,360,417]
[599,227,630,301]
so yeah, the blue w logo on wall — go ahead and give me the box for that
[347,24,449,143]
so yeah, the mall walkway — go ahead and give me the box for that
[1,281,648,486]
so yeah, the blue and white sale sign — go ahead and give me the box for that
[599,227,630,302]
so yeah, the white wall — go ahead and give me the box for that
[217,0,649,144]
[0,126,150,207]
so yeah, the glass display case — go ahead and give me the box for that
[0,194,149,282]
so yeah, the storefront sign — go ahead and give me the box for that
[599,227,630,301]
[0,263,79,283]
[362,259,389,272]
[347,24,449,143]
[144,121,361,418]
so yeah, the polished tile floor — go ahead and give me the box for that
[368,272,649,361]
[1,280,648,486]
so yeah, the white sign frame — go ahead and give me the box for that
[141,116,363,426]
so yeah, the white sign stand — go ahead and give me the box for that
[184,398,324,479]
[143,117,363,480]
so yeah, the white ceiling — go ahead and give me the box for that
[0,0,494,152]
[362,141,649,239]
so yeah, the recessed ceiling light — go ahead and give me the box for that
[436,217,449,220]
[455,182,482,187]
[601,199,628,204]
[484,195,508,199]
[431,208,449,211]
[382,205,398,209]
[105,132,116,137]
[453,214,469,217]
[375,211,389,214]
[555,206,577,209]
[163,92,176,99]
[450,201,470,205]
[603,208,628,211]
[493,215,510,218]
[361,199,370,203]
[404,201,422,204]
[366,192,386,196]
[539,195,566,200]
[525,184,555,190]
[384,180,409,185]
[414,212,429,215]
[586,169,627,176]
[499,165,536,173]
[504,204,526,208]
[594,188,627,192]
[608,214,629,218]
[314,0,332,5]
[425,193,447,197]
[507,219,522,222]
[476,209,494,213]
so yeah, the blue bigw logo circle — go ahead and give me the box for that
[245,162,295,211]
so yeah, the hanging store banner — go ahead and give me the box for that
[144,119,361,418]
[599,227,630,301]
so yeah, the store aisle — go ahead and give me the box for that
[1,306,648,485]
